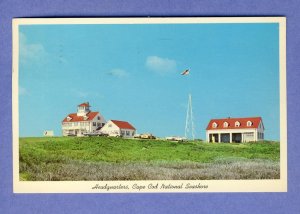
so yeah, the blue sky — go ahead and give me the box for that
[19,23,280,140]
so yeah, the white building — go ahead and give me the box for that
[100,120,136,138]
[206,117,264,143]
[62,102,106,136]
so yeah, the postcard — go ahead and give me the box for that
[12,17,287,193]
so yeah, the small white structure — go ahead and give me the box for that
[43,130,54,137]
[206,117,264,143]
[100,120,136,138]
[62,102,106,136]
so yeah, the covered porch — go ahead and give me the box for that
[208,132,247,143]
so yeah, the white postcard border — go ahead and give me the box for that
[12,17,287,193]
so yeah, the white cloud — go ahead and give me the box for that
[107,69,128,78]
[146,56,177,74]
[19,32,47,63]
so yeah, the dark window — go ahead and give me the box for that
[98,116,101,120]
[93,122,96,126]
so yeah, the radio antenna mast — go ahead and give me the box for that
[185,93,195,140]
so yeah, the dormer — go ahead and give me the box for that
[223,122,229,128]
[212,122,218,128]
[66,116,72,121]
[83,115,89,121]
[77,102,91,116]
[235,121,240,127]
[247,121,253,127]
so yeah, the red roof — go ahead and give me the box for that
[111,120,136,130]
[206,117,263,130]
[62,112,98,123]
[78,102,90,107]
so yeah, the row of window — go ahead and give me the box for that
[63,122,104,127]
[63,122,89,127]
[78,106,89,111]
[92,122,105,127]
[212,121,253,128]
[121,130,134,136]
[66,116,101,122]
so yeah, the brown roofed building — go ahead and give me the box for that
[100,120,136,138]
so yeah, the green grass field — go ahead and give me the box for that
[19,137,280,181]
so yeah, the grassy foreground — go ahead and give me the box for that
[19,137,280,181]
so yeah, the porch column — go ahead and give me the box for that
[229,133,232,143]
[255,130,258,142]
[218,133,221,143]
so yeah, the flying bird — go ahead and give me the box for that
[181,69,190,76]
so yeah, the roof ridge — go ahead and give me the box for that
[110,120,136,130]
[210,116,261,120]
[206,117,262,130]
